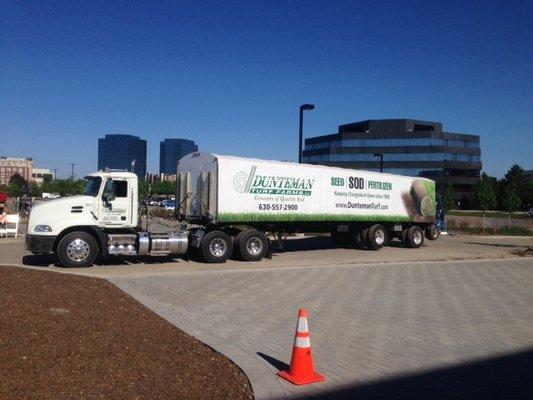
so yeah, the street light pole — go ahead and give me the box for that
[68,163,76,180]
[299,104,315,163]
[373,153,383,173]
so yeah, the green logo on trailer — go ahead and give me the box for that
[233,166,315,196]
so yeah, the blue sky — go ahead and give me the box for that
[1,0,531,178]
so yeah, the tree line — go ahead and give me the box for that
[441,164,532,213]
[0,174,177,199]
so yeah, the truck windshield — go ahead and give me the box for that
[83,177,102,197]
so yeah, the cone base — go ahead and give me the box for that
[278,370,326,385]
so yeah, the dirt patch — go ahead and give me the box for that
[0,266,253,400]
[511,247,533,257]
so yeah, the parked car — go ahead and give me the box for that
[163,200,176,211]
[42,192,61,200]
[525,208,533,218]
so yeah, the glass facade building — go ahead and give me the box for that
[159,139,198,174]
[303,119,482,206]
[98,134,147,179]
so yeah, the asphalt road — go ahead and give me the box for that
[0,234,531,279]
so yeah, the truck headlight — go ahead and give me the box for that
[34,225,52,232]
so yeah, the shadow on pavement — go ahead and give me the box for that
[22,254,188,268]
[257,352,289,372]
[289,348,533,400]
[275,236,412,253]
[463,242,527,249]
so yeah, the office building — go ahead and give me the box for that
[160,138,198,174]
[31,168,54,184]
[0,157,33,185]
[303,119,481,206]
[98,134,147,178]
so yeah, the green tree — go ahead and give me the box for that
[502,184,521,229]
[474,172,497,233]
[8,173,29,197]
[502,164,531,209]
[442,184,455,211]
[138,180,149,200]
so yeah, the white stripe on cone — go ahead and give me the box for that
[297,317,309,333]
[294,336,311,348]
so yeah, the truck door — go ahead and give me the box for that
[99,178,132,226]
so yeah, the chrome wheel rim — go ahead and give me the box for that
[375,229,385,245]
[246,237,263,256]
[66,239,90,262]
[209,238,227,257]
[413,230,422,245]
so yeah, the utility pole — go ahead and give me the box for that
[68,163,76,180]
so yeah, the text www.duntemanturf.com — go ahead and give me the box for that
[335,202,389,210]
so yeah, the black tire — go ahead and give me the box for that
[200,231,233,263]
[237,230,268,262]
[359,227,370,249]
[331,231,353,248]
[232,230,247,259]
[425,224,440,241]
[401,228,408,244]
[404,226,425,248]
[57,231,99,268]
[366,224,387,250]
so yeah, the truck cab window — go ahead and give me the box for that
[103,179,127,198]
[113,180,128,197]
[83,177,102,197]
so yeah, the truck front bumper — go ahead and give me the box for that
[25,234,56,254]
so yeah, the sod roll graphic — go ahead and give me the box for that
[410,179,436,217]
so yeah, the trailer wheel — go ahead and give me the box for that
[200,231,233,263]
[231,230,246,259]
[57,231,98,268]
[331,231,353,248]
[358,227,370,248]
[426,224,440,241]
[236,230,268,261]
[404,226,424,248]
[367,224,387,250]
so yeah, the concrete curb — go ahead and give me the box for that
[111,279,288,400]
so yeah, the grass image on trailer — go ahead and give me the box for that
[177,152,440,262]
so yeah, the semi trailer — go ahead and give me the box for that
[26,153,440,267]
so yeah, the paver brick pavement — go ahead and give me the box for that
[112,258,533,399]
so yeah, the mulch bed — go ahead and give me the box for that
[0,266,253,400]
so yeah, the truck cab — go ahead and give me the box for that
[26,170,141,265]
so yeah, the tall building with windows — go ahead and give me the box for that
[303,119,481,206]
[0,157,33,185]
[159,138,198,174]
[98,134,147,178]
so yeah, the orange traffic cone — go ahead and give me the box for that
[278,308,326,385]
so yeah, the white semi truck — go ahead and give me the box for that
[26,153,440,267]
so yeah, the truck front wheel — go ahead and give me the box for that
[57,231,99,268]
[200,231,233,263]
